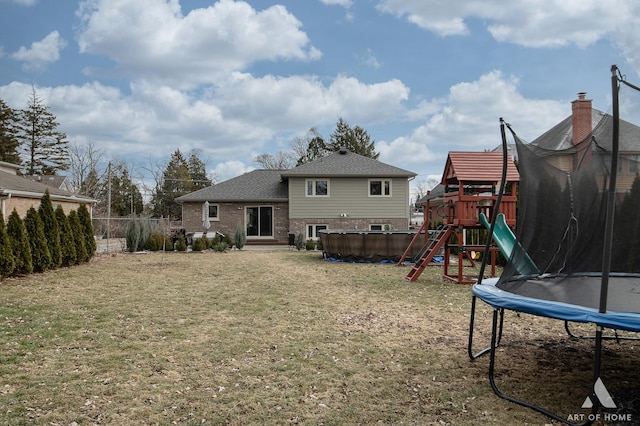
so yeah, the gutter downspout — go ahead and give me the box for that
[1,193,10,221]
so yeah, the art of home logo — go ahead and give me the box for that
[581,377,616,409]
[567,378,633,424]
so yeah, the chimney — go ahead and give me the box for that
[571,92,592,146]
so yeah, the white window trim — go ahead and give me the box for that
[368,178,392,197]
[306,178,330,197]
[307,224,328,240]
[208,203,220,221]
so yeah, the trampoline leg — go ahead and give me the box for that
[486,310,600,426]
[468,296,504,360]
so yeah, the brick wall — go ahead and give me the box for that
[289,218,409,236]
[2,196,90,222]
[181,201,290,244]
[571,92,592,145]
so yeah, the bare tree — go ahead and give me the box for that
[413,178,440,206]
[68,141,104,194]
[253,151,295,169]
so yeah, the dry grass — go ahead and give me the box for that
[0,250,639,425]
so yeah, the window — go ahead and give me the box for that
[369,179,391,197]
[369,224,390,231]
[307,224,328,240]
[208,204,219,220]
[629,155,640,174]
[306,179,329,196]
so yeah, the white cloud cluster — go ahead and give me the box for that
[76,0,321,88]
[12,31,67,71]
[378,71,568,174]
[376,0,640,52]
[3,0,636,184]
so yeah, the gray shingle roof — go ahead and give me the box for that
[0,171,95,203]
[280,149,416,178]
[176,169,288,202]
[531,109,640,152]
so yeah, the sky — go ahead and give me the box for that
[1,0,640,198]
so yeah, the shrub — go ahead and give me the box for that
[138,219,152,251]
[234,227,247,250]
[24,207,52,272]
[212,241,230,252]
[175,235,187,252]
[305,239,315,251]
[38,190,62,268]
[316,237,323,251]
[55,206,77,267]
[68,210,88,263]
[147,233,173,251]
[77,205,96,258]
[126,219,141,252]
[0,210,15,279]
[7,209,32,275]
[294,233,305,250]
[192,235,208,251]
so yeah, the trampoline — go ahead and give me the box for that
[468,66,640,425]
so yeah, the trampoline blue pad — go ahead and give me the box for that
[473,275,640,332]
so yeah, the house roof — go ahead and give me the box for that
[25,175,70,190]
[280,149,417,178]
[441,151,520,185]
[0,171,96,204]
[531,109,640,152]
[176,169,288,203]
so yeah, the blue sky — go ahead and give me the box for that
[1,0,639,196]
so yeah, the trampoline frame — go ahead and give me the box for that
[467,66,640,425]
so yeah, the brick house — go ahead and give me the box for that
[176,149,417,245]
[0,161,96,220]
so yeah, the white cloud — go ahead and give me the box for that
[376,0,638,48]
[213,72,410,129]
[212,160,254,183]
[11,31,66,71]
[76,0,321,89]
[359,49,382,70]
[0,68,411,181]
[379,70,568,173]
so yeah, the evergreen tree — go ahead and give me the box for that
[80,167,102,199]
[152,149,192,219]
[24,207,52,272]
[102,162,143,216]
[295,128,328,166]
[7,209,33,276]
[187,150,212,191]
[126,218,141,252]
[0,99,21,164]
[327,117,379,158]
[38,190,62,268]
[55,206,77,267]
[0,210,15,279]
[17,86,69,174]
[68,210,88,264]
[77,204,96,259]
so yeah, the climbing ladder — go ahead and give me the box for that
[403,224,453,282]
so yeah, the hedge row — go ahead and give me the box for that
[0,190,96,280]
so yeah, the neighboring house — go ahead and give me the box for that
[0,161,96,220]
[176,148,417,245]
[527,92,640,197]
[25,174,74,192]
